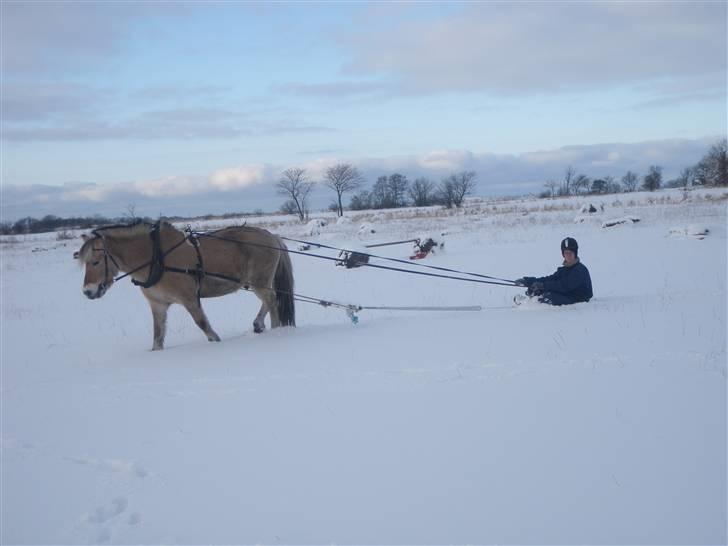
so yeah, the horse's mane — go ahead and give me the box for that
[96,220,178,238]
[76,220,179,261]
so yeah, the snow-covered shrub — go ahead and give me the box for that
[668,225,709,239]
[602,217,641,228]
[306,218,328,236]
[358,223,376,236]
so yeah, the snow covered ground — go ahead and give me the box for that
[2,189,726,544]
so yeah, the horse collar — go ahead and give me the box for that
[131,221,165,288]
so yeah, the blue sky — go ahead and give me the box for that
[1,1,726,220]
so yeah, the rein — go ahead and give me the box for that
[198,231,518,288]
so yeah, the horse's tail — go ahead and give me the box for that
[274,242,296,327]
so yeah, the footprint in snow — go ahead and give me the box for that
[86,497,128,524]
[81,496,129,544]
[67,456,149,478]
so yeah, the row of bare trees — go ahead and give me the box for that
[541,139,727,198]
[349,170,477,211]
[276,164,365,221]
[542,166,664,198]
[277,164,478,220]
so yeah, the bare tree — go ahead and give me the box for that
[409,177,436,206]
[349,190,372,211]
[590,179,607,194]
[694,138,728,186]
[675,167,697,188]
[276,167,315,222]
[561,166,575,195]
[371,176,392,209]
[604,175,621,193]
[439,171,477,208]
[572,174,591,195]
[543,179,558,199]
[641,165,662,192]
[387,173,409,208]
[324,163,363,217]
[279,200,298,215]
[123,203,137,221]
[437,178,456,208]
[621,170,639,192]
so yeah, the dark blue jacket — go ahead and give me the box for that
[536,260,593,303]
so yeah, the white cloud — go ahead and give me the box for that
[209,165,272,191]
[60,185,111,203]
[0,3,168,75]
[1,103,335,142]
[339,3,726,96]
[130,176,207,198]
[417,150,475,171]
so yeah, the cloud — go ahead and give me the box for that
[1,103,336,142]
[0,81,104,122]
[629,85,727,111]
[2,137,717,222]
[1,2,138,74]
[209,164,276,191]
[0,2,167,75]
[335,3,726,97]
[416,150,476,172]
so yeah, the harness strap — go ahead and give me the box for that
[198,231,517,287]
[164,267,241,285]
[131,221,165,288]
[184,226,205,303]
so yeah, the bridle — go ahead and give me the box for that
[89,231,124,289]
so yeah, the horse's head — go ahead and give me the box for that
[75,233,119,299]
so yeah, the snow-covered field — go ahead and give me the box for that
[2,190,726,544]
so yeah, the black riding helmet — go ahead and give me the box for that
[561,237,578,256]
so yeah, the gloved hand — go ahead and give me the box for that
[526,281,545,296]
[515,276,536,287]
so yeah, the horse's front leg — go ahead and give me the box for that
[147,298,170,351]
[182,299,221,343]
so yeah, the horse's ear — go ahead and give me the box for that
[81,234,90,241]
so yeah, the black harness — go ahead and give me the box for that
[130,221,165,288]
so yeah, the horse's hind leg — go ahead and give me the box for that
[182,299,221,343]
[253,302,267,333]
[253,288,280,330]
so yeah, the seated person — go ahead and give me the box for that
[515,237,593,306]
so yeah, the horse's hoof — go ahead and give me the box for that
[253,324,264,334]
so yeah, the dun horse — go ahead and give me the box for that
[75,221,295,350]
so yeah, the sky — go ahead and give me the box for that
[1,1,726,221]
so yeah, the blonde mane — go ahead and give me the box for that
[76,221,178,262]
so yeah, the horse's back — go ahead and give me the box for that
[193,225,284,284]
[217,225,280,243]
